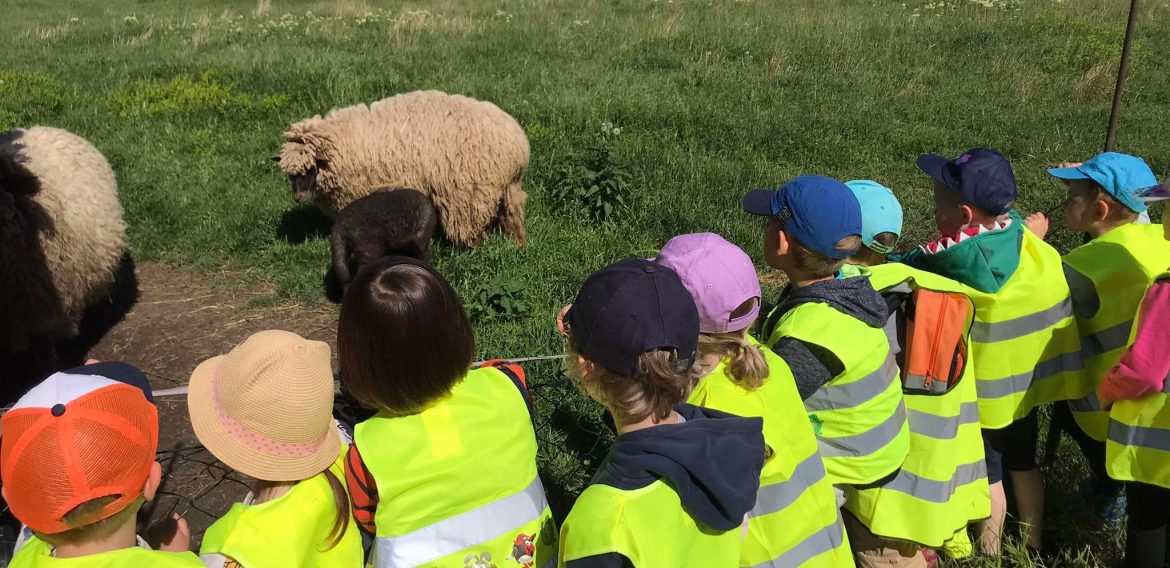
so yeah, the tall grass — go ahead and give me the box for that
[3,0,1167,564]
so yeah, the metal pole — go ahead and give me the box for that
[1105,0,1140,152]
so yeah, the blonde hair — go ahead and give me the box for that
[849,232,899,267]
[38,496,142,547]
[566,336,701,424]
[698,332,769,390]
[789,234,862,278]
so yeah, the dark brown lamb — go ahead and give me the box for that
[329,188,437,290]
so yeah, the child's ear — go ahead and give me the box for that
[776,229,791,256]
[142,461,163,502]
[959,204,976,227]
[1095,198,1111,222]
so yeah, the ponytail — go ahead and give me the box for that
[322,468,351,551]
[698,332,769,390]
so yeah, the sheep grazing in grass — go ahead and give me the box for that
[276,90,529,248]
[0,126,127,365]
[330,188,437,289]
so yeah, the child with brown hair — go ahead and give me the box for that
[187,330,362,568]
[338,256,553,568]
[656,233,852,567]
[556,258,766,567]
[1,362,203,566]
[743,175,910,489]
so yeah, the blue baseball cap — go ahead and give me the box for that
[917,148,1018,216]
[565,258,699,376]
[742,174,863,259]
[1047,152,1158,214]
[846,180,903,254]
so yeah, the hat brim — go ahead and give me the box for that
[1047,166,1091,180]
[915,154,952,185]
[742,190,775,216]
[188,356,341,482]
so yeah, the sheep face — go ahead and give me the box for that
[289,166,318,205]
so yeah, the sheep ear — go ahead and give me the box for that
[270,155,282,163]
[315,157,330,169]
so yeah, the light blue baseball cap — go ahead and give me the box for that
[846,180,903,254]
[1048,152,1158,214]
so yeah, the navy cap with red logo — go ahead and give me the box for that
[917,148,1018,216]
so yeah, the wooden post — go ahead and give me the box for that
[1104,0,1140,152]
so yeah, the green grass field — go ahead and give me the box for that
[4,0,1169,564]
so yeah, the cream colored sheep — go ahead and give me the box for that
[0,126,127,356]
[276,90,529,248]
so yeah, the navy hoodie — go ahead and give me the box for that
[566,404,766,568]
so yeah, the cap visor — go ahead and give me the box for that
[915,154,950,181]
[742,190,775,216]
[1137,183,1170,203]
[1047,166,1091,180]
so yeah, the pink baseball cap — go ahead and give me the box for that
[655,233,761,334]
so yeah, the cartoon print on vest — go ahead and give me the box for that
[508,533,536,567]
[464,552,497,568]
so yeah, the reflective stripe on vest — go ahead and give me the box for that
[975,349,1081,400]
[805,356,900,412]
[970,298,1073,343]
[908,401,980,440]
[686,343,852,567]
[376,477,548,566]
[1065,224,1170,441]
[880,460,987,503]
[762,512,848,568]
[819,400,908,459]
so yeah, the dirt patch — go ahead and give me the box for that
[82,262,339,544]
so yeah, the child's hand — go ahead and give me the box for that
[1025,212,1050,240]
[556,304,572,336]
[145,513,191,552]
[1054,161,1084,169]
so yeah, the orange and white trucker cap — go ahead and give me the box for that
[1,362,159,534]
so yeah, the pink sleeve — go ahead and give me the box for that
[1099,280,1170,402]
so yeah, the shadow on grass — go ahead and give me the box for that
[277,205,333,244]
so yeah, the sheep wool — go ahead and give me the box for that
[278,90,530,248]
[0,126,127,353]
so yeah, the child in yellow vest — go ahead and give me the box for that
[1,362,203,567]
[1024,153,1170,527]
[1097,180,1170,568]
[556,258,766,567]
[655,232,853,567]
[743,175,910,490]
[337,257,554,568]
[893,148,1080,556]
[842,180,988,568]
[187,330,362,568]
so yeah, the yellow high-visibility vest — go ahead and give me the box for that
[558,478,742,567]
[763,298,911,486]
[199,450,362,567]
[844,263,991,547]
[687,338,853,567]
[1106,273,1170,488]
[354,366,555,568]
[11,537,205,568]
[1062,224,1170,441]
[960,231,1082,429]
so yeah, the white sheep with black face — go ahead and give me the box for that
[275,90,530,248]
[0,126,127,362]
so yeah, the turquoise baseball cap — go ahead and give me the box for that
[1048,152,1158,214]
[845,180,903,254]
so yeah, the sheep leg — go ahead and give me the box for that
[498,181,528,246]
[329,229,352,286]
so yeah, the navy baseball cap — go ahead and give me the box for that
[917,148,1018,215]
[742,174,863,259]
[1048,152,1158,214]
[62,361,156,403]
[565,258,699,376]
